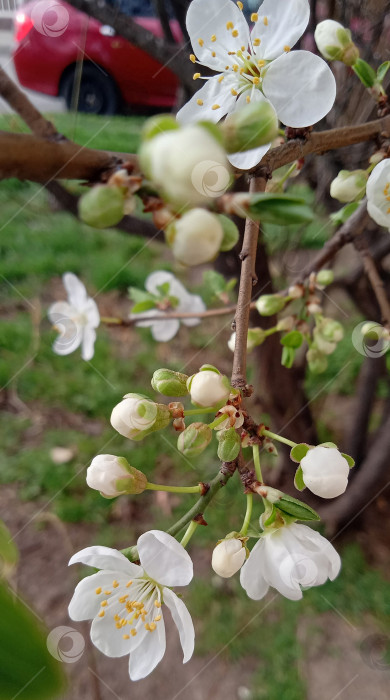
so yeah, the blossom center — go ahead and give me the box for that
[95,577,163,638]
[382,181,390,213]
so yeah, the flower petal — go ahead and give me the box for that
[137,530,193,587]
[131,308,164,328]
[90,607,133,658]
[151,318,180,342]
[262,531,303,600]
[186,0,250,70]
[145,271,176,295]
[227,90,272,169]
[47,301,74,325]
[177,74,238,125]
[239,539,270,600]
[289,524,341,581]
[81,327,96,361]
[63,272,88,309]
[163,587,195,663]
[366,160,390,229]
[181,294,206,327]
[83,298,100,328]
[263,51,336,128]
[68,571,121,621]
[367,199,390,229]
[68,545,142,576]
[251,0,310,60]
[128,612,166,680]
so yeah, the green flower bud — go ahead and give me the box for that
[177,422,212,457]
[306,347,328,374]
[330,169,368,203]
[318,318,344,343]
[151,368,189,397]
[78,185,125,229]
[221,101,279,154]
[216,427,241,462]
[316,270,334,287]
[256,294,287,316]
[141,114,179,141]
[314,20,359,66]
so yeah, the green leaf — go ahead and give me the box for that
[217,427,241,462]
[277,494,320,521]
[248,193,314,226]
[263,504,278,527]
[280,331,303,349]
[330,202,360,226]
[156,282,170,296]
[377,61,390,83]
[294,465,306,491]
[341,452,355,468]
[0,520,18,576]
[281,346,295,368]
[217,215,240,252]
[0,583,66,699]
[352,58,377,87]
[319,441,337,448]
[290,443,310,462]
[131,300,157,314]
[129,287,155,304]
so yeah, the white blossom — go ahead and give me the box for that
[366,158,390,230]
[48,272,100,361]
[110,394,170,440]
[240,522,341,600]
[68,531,194,681]
[177,0,336,169]
[314,20,359,65]
[86,454,147,498]
[188,369,231,407]
[166,210,224,267]
[330,169,367,203]
[212,538,246,578]
[131,271,206,342]
[300,445,349,498]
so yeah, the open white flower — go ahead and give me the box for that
[366,158,390,230]
[240,522,340,600]
[48,272,100,361]
[177,0,336,169]
[68,530,195,681]
[131,271,206,342]
[300,446,349,498]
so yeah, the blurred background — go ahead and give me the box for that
[1,0,390,699]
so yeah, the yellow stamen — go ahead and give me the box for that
[232,29,239,37]
[218,75,224,82]
[253,38,261,46]
[98,611,105,618]
[149,622,157,631]
[104,590,112,595]
[119,595,128,604]
[190,54,196,63]
[251,12,258,21]
[284,45,291,52]
[258,59,266,67]
[154,600,161,608]
[226,21,234,30]
[193,73,201,80]
[198,38,204,46]
[246,95,251,103]
[197,99,204,106]
[233,64,239,72]
[231,88,238,96]
[387,207,390,214]
[114,614,120,621]
[126,581,133,588]
[241,45,246,51]
[130,629,137,636]
[101,600,107,607]
[112,580,119,588]
[144,623,150,631]
[123,634,130,640]
[212,104,220,110]
[95,587,102,595]
[154,615,162,622]
[253,77,260,85]
[263,16,268,25]
[211,34,216,42]
[212,51,216,57]
[237,1,243,9]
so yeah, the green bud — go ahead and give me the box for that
[115,466,148,495]
[256,294,287,316]
[316,270,334,287]
[306,347,328,374]
[330,169,367,203]
[221,101,279,154]
[177,422,212,457]
[78,185,125,229]
[217,215,239,252]
[142,114,179,141]
[318,318,344,343]
[151,368,189,397]
[216,427,241,462]
[315,20,359,66]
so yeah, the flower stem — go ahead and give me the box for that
[100,316,122,324]
[261,429,296,448]
[252,444,262,481]
[180,520,198,548]
[183,406,219,416]
[239,493,253,536]
[208,414,228,430]
[146,482,201,494]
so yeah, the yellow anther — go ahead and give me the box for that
[123,634,130,639]
[226,21,234,30]
[98,610,105,618]
[211,34,216,42]
[101,600,107,607]
[126,581,133,588]
[144,623,150,631]
[104,590,112,595]
[95,587,102,595]
[240,67,245,74]
[218,75,224,82]
[190,54,196,63]
[231,88,238,96]
[241,45,246,51]
[387,195,390,201]
[246,95,251,103]
[149,622,157,631]
[232,29,239,37]
[251,12,258,21]
[212,51,216,57]
[131,629,137,637]
[253,38,261,46]
[258,59,266,67]
[237,1,243,9]
[263,16,268,25]
[193,73,201,80]
[225,65,230,70]
[233,64,239,71]
[112,580,119,588]
[154,615,162,622]
[197,99,204,106]
[154,600,161,608]
[114,614,120,621]
[228,50,236,55]
[119,595,128,604]
[198,38,204,46]
[387,207,390,214]
[253,77,260,85]
[212,104,220,110]
[284,45,291,52]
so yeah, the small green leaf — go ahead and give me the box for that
[277,494,320,521]
[217,427,241,462]
[319,442,337,448]
[377,61,390,83]
[294,465,306,491]
[129,287,155,304]
[352,58,377,87]
[281,346,295,368]
[156,282,170,296]
[263,504,278,527]
[341,452,355,468]
[281,331,303,349]
[330,202,360,226]
[290,443,310,462]
[248,193,314,226]
[131,300,157,314]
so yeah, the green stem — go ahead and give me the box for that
[100,316,122,324]
[252,444,262,481]
[180,520,198,548]
[183,406,219,416]
[261,428,297,448]
[239,493,253,536]
[146,482,201,494]
[167,463,236,538]
[276,162,297,190]
[208,414,227,430]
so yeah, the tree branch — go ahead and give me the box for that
[353,235,390,328]
[0,66,59,140]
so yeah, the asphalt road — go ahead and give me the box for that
[0,28,65,114]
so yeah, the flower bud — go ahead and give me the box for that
[314,20,359,66]
[78,185,125,229]
[177,422,212,456]
[166,209,224,267]
[276,316,295,332]
[228,327,267,353]
[306,347,328,374]
[256,294,287,316]
[316,270,334,287]
[110,393,171,440]
[151,368,189,397]
[288,284,304,299]
[318,318,344,343]
[187,366,231,407]
[312,331,336,356]
[212,537,247,578]
[218,215,239,252]
[330,169,367,203]
[221,101,278,154]
[141,124,231,209]
[141,114,179,141]
[86,454,147,498]
[300,445,349,498]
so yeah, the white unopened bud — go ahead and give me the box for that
[300,445,349,498]
[86,454,147,498]
[212,538,246,578]
[166,209,224,266]
[330,170,367,203]
[110,393,170,440]
[187,367,231,407]
[314,20,359,65]
[228,327,267,353]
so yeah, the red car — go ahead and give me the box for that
[12,0,182,114]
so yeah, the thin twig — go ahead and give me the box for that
[0,66,59,140]
[353,235,390,328]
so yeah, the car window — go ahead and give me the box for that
[108,0,156,17]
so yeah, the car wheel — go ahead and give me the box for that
[60,64,119,115]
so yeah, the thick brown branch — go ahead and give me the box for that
[0,66,59,140]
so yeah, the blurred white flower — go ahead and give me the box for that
[177,0,336,169]
[131,271,206,342]
[300,446,349,498]
[366,159,390,230]
[68,531,194,681]
[48,272,100,361]
[240,522,340,600]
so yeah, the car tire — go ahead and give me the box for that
[60,64,119,115]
